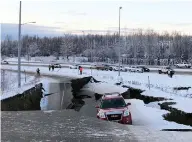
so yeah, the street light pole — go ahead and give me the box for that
[18,1,22,88]
[118,6,122,76]
[18,1,36,88]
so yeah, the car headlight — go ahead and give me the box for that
[123,110,130,116]
[98,112,106,118]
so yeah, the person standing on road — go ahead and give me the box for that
[168,70,174,78]
[49,65,51,71]
[170,70,174,78]
[80,66,83,75]
[78,66,81,74]
[36,68,40,76]
[51,65,54,71]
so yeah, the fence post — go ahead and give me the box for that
[148,76,150,90]
[24,70,26,82]
[1,70,5,92]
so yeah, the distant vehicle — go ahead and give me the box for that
[1,60,9,64]
[95,64,113,71]
[127,66,143,73]
[175,63,191,68]
[96,92,132,125]
[69,64,79,69]
[50,63,61,68]
[136,66,150,72]
[158,66,175,74]
[113,66,127,72]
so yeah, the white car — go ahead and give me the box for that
[1,60,9,64]
[69,64,78,69]
[158,66,175,74]
[127,66,143,73]
[113,66,127,72]
[175,63,191,68]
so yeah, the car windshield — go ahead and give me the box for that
[100,98,126,109]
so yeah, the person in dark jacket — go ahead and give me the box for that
[52,65,54,71]
[80,66,83,75]
[36,68,40,76]
[49,65,51,71]
[168,70,174,78]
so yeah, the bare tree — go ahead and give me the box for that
[28,42,40,57]
[60,34,74,61]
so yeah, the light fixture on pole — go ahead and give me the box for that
[118,6,122,76]
[21,21,36,25]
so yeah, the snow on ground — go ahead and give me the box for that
[125,99,192,130]
[83,80,192,129]
[149,67,192,72]
[142,90,192,113]
[1,71,36,100]
[5,57,31,62]
[1,64,192,129]
[0,70,58,100]
[128,126,192,142]
[83,82,127,95]
[3,65,191,89]
[1,65,88,79]
[87,70,192,113]
[4,56,88,64]
[2,65,192,111]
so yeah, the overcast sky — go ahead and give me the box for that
[1,0,192,35]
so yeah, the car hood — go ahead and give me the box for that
[99,107,127,114]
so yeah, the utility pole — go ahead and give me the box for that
[118,6,122,76]
[91,40,95,75]
[18,1,22,88]
[1,70,5,92]
[92,40,94,63]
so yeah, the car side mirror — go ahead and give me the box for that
[95,105,99,108]
[127,103,131,106]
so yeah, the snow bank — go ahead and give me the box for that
[83,82,127,95]
[142,89,192,113]
[126,99,192,130]
[1,75,57,101]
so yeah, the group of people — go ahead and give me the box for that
[37,65,83,76]
[49,65,55,71]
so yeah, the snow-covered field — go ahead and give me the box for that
[89,70,192,113]
[4,56,88,64]
[125,99,192,130]
[1,64,192,130]
[0,70,58,100]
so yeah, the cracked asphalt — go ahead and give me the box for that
[1,110,138,142]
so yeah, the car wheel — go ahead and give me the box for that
[158,70,162,74]
[128,121,132,125]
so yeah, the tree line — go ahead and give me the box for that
[1,29,192,65]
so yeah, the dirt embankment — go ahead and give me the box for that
[1,83,43,111]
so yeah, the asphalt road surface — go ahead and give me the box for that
[1,111,138,142]
[2,63,192,75]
